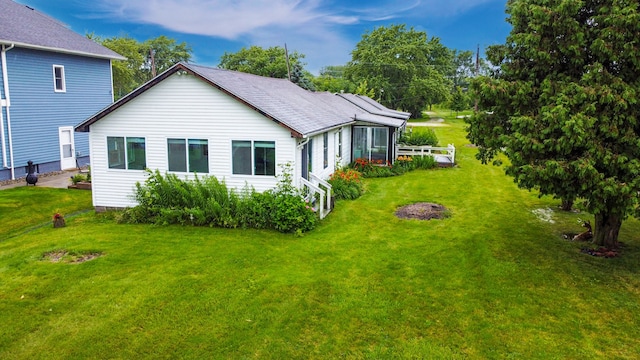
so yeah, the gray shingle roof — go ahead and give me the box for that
[186,64,356,135]
[0,0,124,60]
[312,92,406,128]
[337,93,411,119]
[76,62,410,135]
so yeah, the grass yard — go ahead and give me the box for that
[2,110,640,358]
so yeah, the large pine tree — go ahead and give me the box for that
[467,0,640,249]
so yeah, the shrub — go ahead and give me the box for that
[329,168,364,200]
[350,155,438,179]
[268,163,318,233]
[269,190,317,233]
[399,128,438,146]
[412,155,437,170]
[352,158,394,178]
[391,155,414,175]
[120,166,317,234]
[70,173,87,185]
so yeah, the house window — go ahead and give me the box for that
[373,128,387,148]
[323,132,328,169]
[53,65,65,92]
[353,127,389,163]
[338,130,343,159]
[168,138,209,173]
[254,141,276,175]
[232,140,275,176]
[107,136,146,170]
[308,139,313,173]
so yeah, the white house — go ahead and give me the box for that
[75,62,409,215]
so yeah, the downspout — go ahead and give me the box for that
[1,44,15,178]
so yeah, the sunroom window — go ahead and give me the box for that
[353,127,388,163]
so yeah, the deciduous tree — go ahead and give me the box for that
[93,35,192,99]
[450,86,468,114]
[345,24,453,118]
[467,0,640,249]
[218,46,314,90]
[313,65,357,93]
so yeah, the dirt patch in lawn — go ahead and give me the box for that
[42,250,103,264]
[395,202,449,220]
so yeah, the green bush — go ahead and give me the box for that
[268,163,318,233]
[328,168,364,200]
[352,158,394,178]
[412,155,437,169]
[390,155,414,175]
[120,167,317,234]
[350,155,438,179]
[70,173,87,185]
[399,128,438,146]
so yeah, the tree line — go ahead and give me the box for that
[92,25,483,116]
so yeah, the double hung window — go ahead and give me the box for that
[53,65,65,92]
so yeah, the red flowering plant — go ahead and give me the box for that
[351,158,394,178]
[328,168,364,200]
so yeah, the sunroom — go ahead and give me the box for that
[351,114,407,164]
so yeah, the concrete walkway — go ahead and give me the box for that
[0,169,83,190]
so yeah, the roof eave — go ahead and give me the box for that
[303,120,357,138]
[0,39,126,60]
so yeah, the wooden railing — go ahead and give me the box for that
[300,174,332,219]
[396,144,456,165]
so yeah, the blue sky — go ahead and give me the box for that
[16,0,512,74]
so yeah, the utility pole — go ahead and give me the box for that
[150,48,156,78]
[284,43,291,81]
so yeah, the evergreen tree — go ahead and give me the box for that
[467,0,640,249]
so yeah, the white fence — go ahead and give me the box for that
[396,144,456,166]
[300,174,332,219]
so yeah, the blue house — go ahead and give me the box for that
[0,0,124,181]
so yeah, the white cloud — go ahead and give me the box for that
[94,0,335,39]
[92,0,495,39]
[89,0,500,72]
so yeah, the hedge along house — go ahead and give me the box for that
[0,0,125,181]
[76,62,409,217]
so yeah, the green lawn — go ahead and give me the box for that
[2,111,640,359]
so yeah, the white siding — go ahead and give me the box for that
[337,126,352,168]
[307,126,352,181]
[89,74,296,208]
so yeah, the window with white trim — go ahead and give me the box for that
[232,140,275,176]
[107,136,146,170]
[53,65,65,92]
[338,129,343,158]
[168,138,209,173]
[323,132,328,168]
